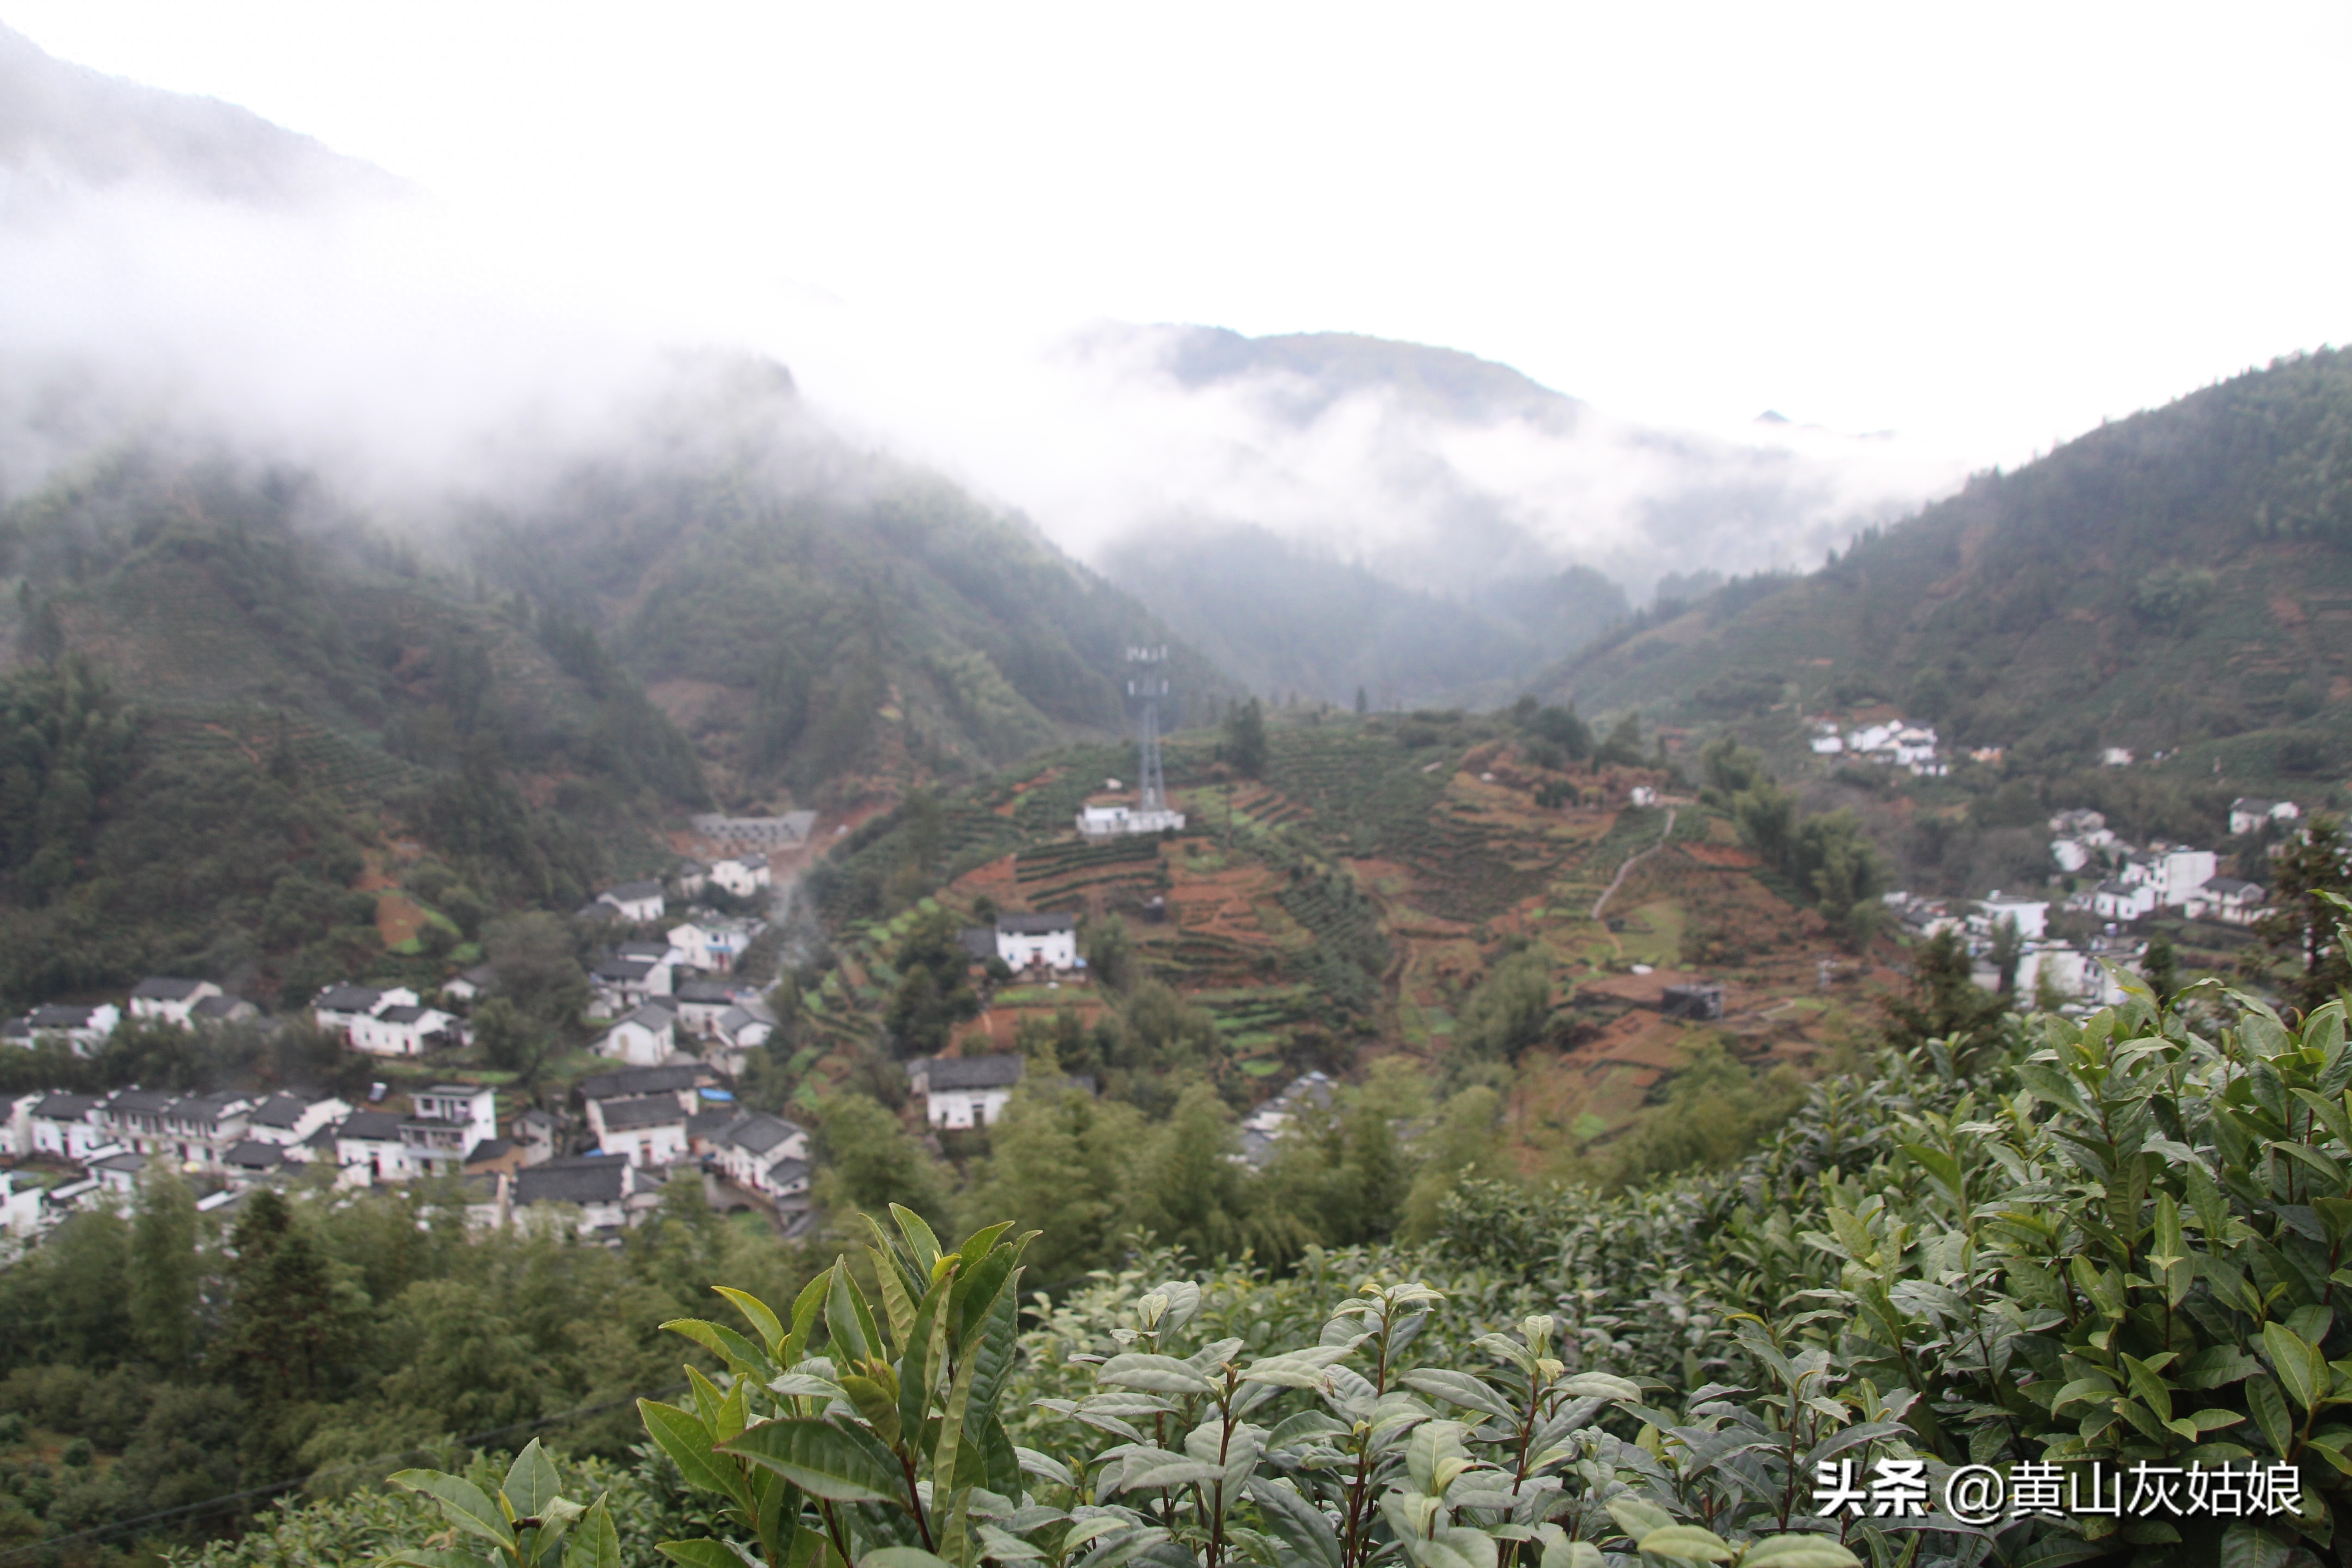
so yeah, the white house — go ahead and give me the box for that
[993,913,1078,973]
[332,1110,420,1186]
[127,978,224,1026]
[1076,804,1185,839]
[666,918,762,974]
[708,854,771,898]
[2231,797,2303,837]
[1809,733,1845,755]
[241,1091,350,1148]
[9,1091,110,1160]
[348,1003,460,1058]
[3,1003,121,1055]
[2,1168,46,1239]
[675,861,710,899]
[2119,848,2219,908]
[2050,838,2094,873]
[2102,747,2135,767]
[597,881,667,923]
[512,1156,637,1234]
[2187,877,2266,926]
[589,1094,690,1167]
[910,1054,1024,1129]
[441,963,497,1006]
[2093,879,2160,921]
[311,985,421,1042]
[411,1084,499,1150]
[598,1003,678,1066]
[1973,894,2049,941]
[709,1113,812,1201]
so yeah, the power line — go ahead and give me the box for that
[0,1381,688,1563]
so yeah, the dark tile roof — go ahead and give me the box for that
[996,912,1076,935]
[921,1054,1024,1091]
[246,1094,309,1128]
[616,1003,675,1030]
[598,1094,686,1131]
[675,980,738,1003]
[602,881,666,903]
[189,995,252,1020]
[313,984,381,1012]
[465,1138,514,1163]
[721,1113,807,1156]
[93,1152,147,1173]
[593,957,656,981]
[29,1004,102,1028]
[33,1092,102,1118]
[615,941,673,960]
[375,1004,432,1024]
[767,1157,809,1188]
[170,1092,249,1123]
[338,1110,406,1141]
[515,1157,629,1206]
[223,1138,283,1170]
[107,1088,177,1114]
[131,978,208,1000]
[579,1063,705,1101]
[686,1108,737,1138]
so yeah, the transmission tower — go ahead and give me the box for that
[1124,645,1170,813]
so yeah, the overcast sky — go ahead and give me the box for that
[8,0,2350,470]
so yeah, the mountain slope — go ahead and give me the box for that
[1544,348,2352,783]
[461,362,1235,807]
[1101,523,1627,706]
[0,23,395,205]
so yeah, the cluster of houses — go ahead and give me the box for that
[1880,888,2143,1010]
[1809,717,1953,776]
[2049,806,2271,927]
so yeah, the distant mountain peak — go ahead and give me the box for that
[0,24,398,206]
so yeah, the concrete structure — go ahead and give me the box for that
[2,1003,121,1054]
[411,1084,499,1150]
[349,1003,459,1057]
[597,881,667,923]
[2231,798,2303,837]
[707,1113,812,1201]
[127,978,225,1026]
[1661,982,1726,1021]
[2093,879,2159,921]
[910,1054,1024,1128]
[689,813,817,848]
[708,854,771,898]
[993,912,1078,972]
[590,1094,689,1167]
[1974,894,2050,941]
[598,1003,678,1066]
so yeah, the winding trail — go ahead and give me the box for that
[1591,806,1679,924]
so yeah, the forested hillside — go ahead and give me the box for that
[460,364,1230,805]
[1548,348,2352,789]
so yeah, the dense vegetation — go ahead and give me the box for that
[1553,348,2352,789]
[105,968,2352,1568]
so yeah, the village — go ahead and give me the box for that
[0,823,1161,1254]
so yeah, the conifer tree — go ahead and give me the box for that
[128,1169,199,1371]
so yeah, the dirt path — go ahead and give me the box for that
[1590,807,1678,926]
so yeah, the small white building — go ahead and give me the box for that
[708,1113,812,1201]
[411,1084,499,1149]
[589,1094,690,1167]
[2187,877,2266,926]
[1809,733,1845,755]
[708,854,771,898]
[2093,879,2159,921]
[2230,797,2303,838]
[2102,747,2135,767]
[8,1092,110,1160]
[348,1003,460,1057]
[512,1156,637,1234]
[1076,804,1186,839]
[598,1003,678,1066]
[666,917,763,974]
[910,1054,1024,1128]
[993,913,1078,973]
[2,1003,121,1055]
[1974,894,2049,941]
[2050,838,2093,873]
[2120,847,2219,908]
[127,978,225,1026]
[597,881,668,923]
[241,1091,351,1148]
